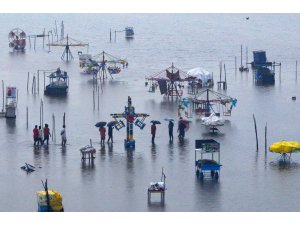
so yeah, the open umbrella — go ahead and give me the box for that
[269,141,300,154]
[179,118,191,130]
[107,121,118,127]
[151,120,161,125]
[95,121,107,127]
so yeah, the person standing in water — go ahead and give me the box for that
[99,126,106,145]
[168,121,174,142]
[151,123,156,143]
[107,126,113,143]
[38,126,43,146]
[43,124,51,145]
[33,125,39,146]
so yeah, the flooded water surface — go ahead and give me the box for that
[1,14,300,211]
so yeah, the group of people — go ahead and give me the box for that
[33,124,51,146]
[33,124,67,147]
[99,125,114,145]
[33,118,187,147]
[151,118,187,143]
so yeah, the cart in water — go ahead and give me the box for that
[195,139,221,180]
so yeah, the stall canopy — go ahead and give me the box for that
[187,67,212,86]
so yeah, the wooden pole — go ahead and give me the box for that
[27,72,29,92]
[43,28,45,49]
[279,63,281,83]
[240,44,243,67]
[37,70,39,93]
[63,112,65,127]
[28,36,31,48]
[110,28,112,42]
[44,72,46,92]
[52,113,56,142]
[224,64,227,90]
[265,122,267,155]
[26,106,28,129]
[41,100,44,128]
[97,83,100,111]
[34,36,36,50]
[2,80,4,112]
[40,100,42,127]
[93,88,95,110]
[253,114,259,152]
[235,56,237,73]
[246,46,248,69]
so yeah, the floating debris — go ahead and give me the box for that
[20,163,35,173]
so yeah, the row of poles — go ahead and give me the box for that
[28,20,64,51]
[25,100,65,143]
[253,114,268,155]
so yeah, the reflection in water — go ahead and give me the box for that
[147,198,166,211]
[269,160,300,170]
[151,143,156,161]
[5,119,16,134]
[194,177,221,211]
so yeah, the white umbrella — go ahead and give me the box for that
[187,67,212,86]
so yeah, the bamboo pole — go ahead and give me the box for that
[253,114,259,152]
[224,64,227,90]
[2,80,4,112]
[265,122,267,155]
[27,72,29,92]
[52,113,56,142]
[37,70,39,93]
[235,56,237,74]
[63,112,65,127]
[26,106,28,129]
[97,83,100,111]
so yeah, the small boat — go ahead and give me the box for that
[44,68,69,96]
[125,27,134,38]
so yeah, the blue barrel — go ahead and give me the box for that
[253,51,267,64]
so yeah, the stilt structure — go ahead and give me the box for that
[249,50,281,85]
[110,96,149,149]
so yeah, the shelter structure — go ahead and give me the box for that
[249,50,281,85]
